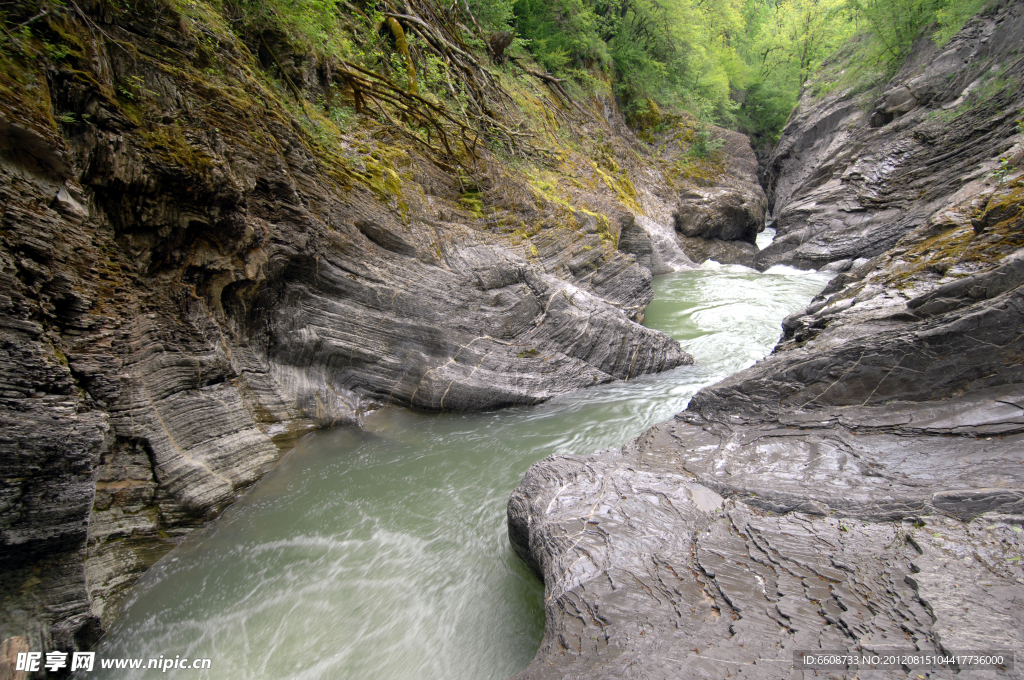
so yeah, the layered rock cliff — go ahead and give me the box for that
[758,0,1024,271]
[510,3,1024,677]
[0,0,775,660]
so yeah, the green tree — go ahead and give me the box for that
[738,0,855,146]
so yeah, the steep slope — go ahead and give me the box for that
[758,0,1024,271]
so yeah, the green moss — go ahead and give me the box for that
[47,342,70,369]
[0,43,58,131]
[458,192,485,218]
[579,208,617,248]
[525,169,574,210]
[590,161,641,214]
[140,123,215,171]
[881,182,1024,289]
[364,160,401,197]
[631,99,664,141]
[354,146,418,219]
[670,156,726,186]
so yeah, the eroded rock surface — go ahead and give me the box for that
[510,6,1024,677]
[758,0,1024,271]
[510,208,1024,678]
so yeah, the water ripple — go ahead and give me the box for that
[90,265,829,680]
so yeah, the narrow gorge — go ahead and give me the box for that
[0,0,1021,677]
[510,3,1024,678]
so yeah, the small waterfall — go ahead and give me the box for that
[756,226,776,250]
[634,215,695,272]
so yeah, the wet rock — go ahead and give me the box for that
[618,214,696,275]
[673,184,764,242]
[674,234,759,268]
[510,433,1024,679]
[669,127,769,265]
[908,250,1024,316]
[617,215,675,275]
[511,271,1024,676]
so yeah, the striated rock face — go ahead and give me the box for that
[251,237,687,416]
[509,195,1024,679]
[757,0,1024,271]
[509,6,1024,678]
[618,213,698,277]
[510,425,1023,679]
[0,0,695,657]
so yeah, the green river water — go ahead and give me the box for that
[90,242,829,679]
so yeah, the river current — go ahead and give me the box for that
[90,231,830,679]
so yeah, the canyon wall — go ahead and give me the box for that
[758,0,1023,271]
[510,3,1024,677]
[0,0,771,660]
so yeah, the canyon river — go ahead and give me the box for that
[89,234,831,679]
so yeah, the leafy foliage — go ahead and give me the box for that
[3,0,994,159]
[174,0,997,148]
[465,0,992,145]
[737,0,856,147]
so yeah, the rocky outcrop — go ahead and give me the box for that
[0,0,695,657]
[757,0,1024,271]
[617,215,675,275]
[510,6,1024,677]
[510,417,1023,678]
[665,126,768,267]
